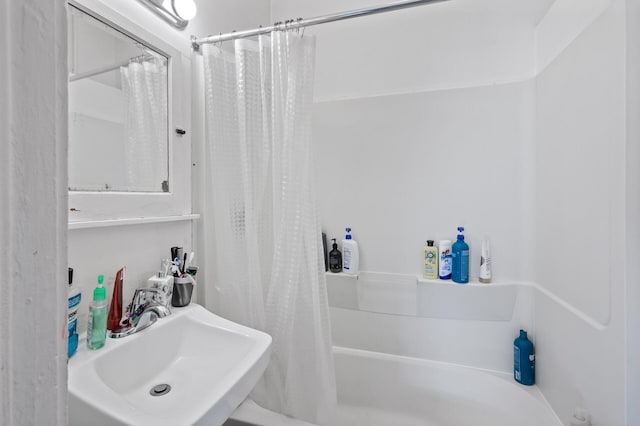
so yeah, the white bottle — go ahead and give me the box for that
[479,238,492,283]
[342,227,359,275]
[148,271,174,308]
[438,240,452,280]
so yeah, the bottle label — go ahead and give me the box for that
[424,250,438,278]
[344,247,352,270]
[87,314,93,343]
[460,250,469,281]
[439,249,452,278]
[329,255,341,270]
[514,345,521,381]
[68,311,78,327]
[68,293,81,309]
[480,255,491,278]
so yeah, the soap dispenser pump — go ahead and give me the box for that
[329,239,343,273]
[452,226,469,284]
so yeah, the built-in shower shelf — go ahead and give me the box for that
[326,271,525,321]
[68,214,200,230]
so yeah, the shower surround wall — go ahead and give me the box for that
[271,0,629,424]
[533,1,626,424]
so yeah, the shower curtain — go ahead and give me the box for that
[120,55,167,191]
[201,33,336,424]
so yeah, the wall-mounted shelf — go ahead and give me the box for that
[326,271,525,321]
[68,214,200,230]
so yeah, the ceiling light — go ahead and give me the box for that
[172,0,197,21]
[136,0,196,30]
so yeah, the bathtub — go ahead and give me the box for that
[227,345,561,426]
[332,346,561,426]
[227,273,562,426]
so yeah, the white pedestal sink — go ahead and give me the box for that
[69,303,271,426]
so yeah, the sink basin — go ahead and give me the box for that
[69,303,271,426]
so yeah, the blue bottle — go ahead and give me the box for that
[68,267,81,358]
[514,329,535,385]
[451,226,469,284]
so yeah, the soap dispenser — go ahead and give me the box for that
[342,227,359,275]
[451,226,469,284]
[329,239,343,273]
[87,275,107,350]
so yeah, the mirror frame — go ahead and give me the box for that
[67,0,191,224]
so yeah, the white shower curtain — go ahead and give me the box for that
[120,55,167,191]
[202,33,336,424]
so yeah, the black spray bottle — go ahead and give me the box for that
[329,238,343,273]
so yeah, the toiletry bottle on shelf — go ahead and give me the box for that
[322,233,329,272]
[87,275,107,350]
[479,237,492,283]
[423,240,438,279]
[438,240,452,280]
[107,267,125,331]
[342,227,359,275]
[67,267,81,358]
[514,329,535,385]
[329,239,343,273]
[452,227,470,284]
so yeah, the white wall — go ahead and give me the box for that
[534,1,626,425]
[272,0,554,102]
[625,0,640,423]
[0,0,68,424]
[271,0,552,282]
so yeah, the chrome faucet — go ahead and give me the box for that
[109,288,171,338]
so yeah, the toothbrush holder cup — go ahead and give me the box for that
[172,276,194,307]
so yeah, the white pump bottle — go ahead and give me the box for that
[342,227,359,275]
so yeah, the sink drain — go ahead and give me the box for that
[149,383,171,396]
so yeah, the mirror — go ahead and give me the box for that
[68,5,169,192]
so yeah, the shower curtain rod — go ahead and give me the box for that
[69,54,156,82]
[191,0,448,49]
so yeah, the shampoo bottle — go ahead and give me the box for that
[438,240,452,280]
[514,329,535,385]
[87,275,107,350]
[67,268,81,358]
[342,227,359,275]
[423,240,438,279]
[329,239,342,273]
[479,237,492,283]
[451,227,470,284]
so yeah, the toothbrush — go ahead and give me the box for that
[186,252,194,270]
